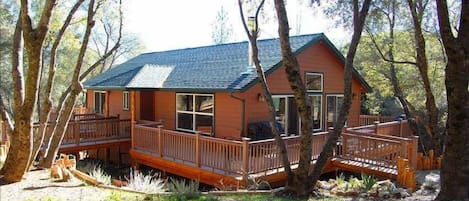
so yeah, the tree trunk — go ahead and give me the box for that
[273,0,314,197]
[435,1,469,200]
[30,0,84,168]
[237,0,293,185]
[1,0,57,182]
[308,0,372,187]
[40,0,98,167]
[406,0,441,155]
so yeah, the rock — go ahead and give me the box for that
[257,181,271,190]
[378,191,390,199]
[399,188,411,198]
[344,189,359,196]
[422,173,440,189]
[317,180,336,190]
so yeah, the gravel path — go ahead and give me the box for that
[0,169,115,201]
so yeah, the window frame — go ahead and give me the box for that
[305,72,324,93]
[310,94,323,131]
[122,91,130,111]
[176,93,214,135]
[93,91,106,114]
[326,94,344,129]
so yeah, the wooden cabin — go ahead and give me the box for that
[84,33,371,140]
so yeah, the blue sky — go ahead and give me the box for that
[123,0,349,52]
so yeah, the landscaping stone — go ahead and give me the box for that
[317,180,336,190]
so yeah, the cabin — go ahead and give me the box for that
[83,33,371,140]
[77,34,420,188]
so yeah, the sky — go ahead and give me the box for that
[123,0,349,53]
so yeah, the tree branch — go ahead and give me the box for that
[365,28,417,66]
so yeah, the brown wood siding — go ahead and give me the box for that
[242,41,364,131]
[85,90,131,119]
[214,93,242,139]
[107,90,131,119]
[140,91,155,121]
[86,90,93,109]
[155,91,176,130]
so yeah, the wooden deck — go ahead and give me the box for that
[32,117,132,153]
[131,122,418,188]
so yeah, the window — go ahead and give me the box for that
[94,91,106,114]
[310,95,322,131]
[176,93,214,135]
[273,96,299,135]
[326,95,344,128]
[123,91,130,111]
[306,73,323,92]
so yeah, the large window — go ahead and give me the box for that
[94,91,106,114]
[176,94,214,135]
[306,73,323,92]
[273,96,299,135]
[123,91,129,111]
[326,95,344,128]
[310,95,322,131]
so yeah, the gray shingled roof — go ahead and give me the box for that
[84,33,371,92]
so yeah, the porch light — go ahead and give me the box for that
[257,93,266,102]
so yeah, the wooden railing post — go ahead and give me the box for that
[399,120,404,137]
[158,125,163,157]
[242,137,250,182]
[195,131,201,168]
[131,121,135,149]
[374,121,380,134]
[409,136,418,169]
[341,133,347,157]
[74,121,80,145]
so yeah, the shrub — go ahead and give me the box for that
[168,178,200,200]
[126,169,166,194]
[361,173,377,191]
[90,165,111,185]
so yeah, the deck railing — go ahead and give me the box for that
[33,118,131,146]
[359,115,394,126]
[349,120,413,137]
[133,124,332,178]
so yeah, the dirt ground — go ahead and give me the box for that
[0,169,439,201]
[0,169,115,201]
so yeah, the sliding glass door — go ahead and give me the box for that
[273,96,298,136]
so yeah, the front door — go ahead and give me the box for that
[140,91,155,121]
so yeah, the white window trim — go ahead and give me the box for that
[176,93,214,135]
[310,95,323,131]
[272,95,297,135]
[122,91,130,111]
[326,94,344,129]
[306,72,324,93]
[93,91,106,114]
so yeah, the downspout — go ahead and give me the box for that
[229,92,246,137]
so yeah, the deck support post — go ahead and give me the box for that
[74,120,80,146]
[409,136,418,169]
[158,125,163,157]
[130,91,136,150]
[374,121,380,134]
[195,132,201,167]
[241,137,250,183]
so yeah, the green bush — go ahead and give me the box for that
[168,178,200,200]
[90,165,111,185]
[360,173,377,191]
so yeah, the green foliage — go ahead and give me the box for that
[360,173,377,191]
[335,172,345,186]
[103,190,147,201]
[167,178,200,200]
[126,169,166,194]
